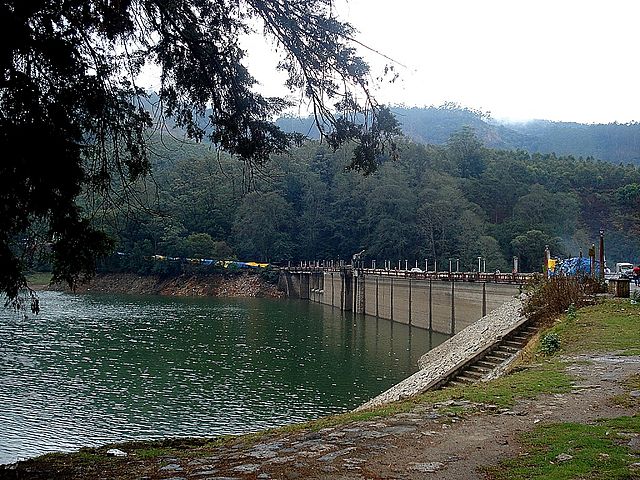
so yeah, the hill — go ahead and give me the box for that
[277,105,640,165]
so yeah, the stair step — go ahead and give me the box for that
[494,347,517,355]
[455,375,478,384]
[485,354,508,363]
[510,335,529,343]
[467,365,491,374]
[476,360,498,369]
[503,340,524,349]
[447,380,465,388]
[462,369,484,379]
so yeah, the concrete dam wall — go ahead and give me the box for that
[280,270,521,335]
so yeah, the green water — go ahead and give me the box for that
[0,291,448,464]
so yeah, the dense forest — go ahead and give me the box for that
[278,105,640,166]
[93,127,640,275]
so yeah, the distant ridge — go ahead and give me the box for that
[276,106,640,165]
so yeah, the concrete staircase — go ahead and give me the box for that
[445,323,538,388]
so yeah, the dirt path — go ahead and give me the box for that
[60,353,634,480]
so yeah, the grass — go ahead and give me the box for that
[610,374,640,408]
[486,416,640,480]
[485,297,640,479]
[25,271,52,287]
[547,299,640,355]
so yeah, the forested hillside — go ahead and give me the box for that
[278,105,640,165]
[97,129,640,274]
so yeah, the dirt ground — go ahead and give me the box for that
[134,353,638,480]
[6,352,636,480]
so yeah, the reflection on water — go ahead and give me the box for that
[0,291,448,464]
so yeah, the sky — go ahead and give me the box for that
[138,0,640,124]
[330,0,640,124]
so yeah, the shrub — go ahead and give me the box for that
[523,276,600,326]
[540,333,561,355]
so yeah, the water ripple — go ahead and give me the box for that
[0,291,447,464]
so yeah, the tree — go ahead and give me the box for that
[511,230,565,273]
[0,0,399,310]
[446,126,486,178]
[232,192,294,262]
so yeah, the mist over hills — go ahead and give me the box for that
[276,105,640,165]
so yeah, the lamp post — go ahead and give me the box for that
[599,229,605,280]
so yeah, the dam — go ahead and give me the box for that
[280,266,530,335]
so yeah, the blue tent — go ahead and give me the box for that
[554,257,600,276]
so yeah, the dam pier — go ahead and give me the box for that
[279,265,532,335]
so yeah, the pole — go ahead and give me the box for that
[544,244,551,278]
[599,229,605,280]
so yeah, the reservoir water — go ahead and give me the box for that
[0,291,448,464]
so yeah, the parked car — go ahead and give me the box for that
[410,267,423,273]
[615,262,634,277]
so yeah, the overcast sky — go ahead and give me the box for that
[139,0,640,124]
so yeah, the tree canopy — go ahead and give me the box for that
[0,0,399,310]
[87,129,640,280]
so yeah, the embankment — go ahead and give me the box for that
[55,272,284,298]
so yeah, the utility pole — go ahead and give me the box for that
[599,229,605,280]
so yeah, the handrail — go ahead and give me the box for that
[280,266,536,284]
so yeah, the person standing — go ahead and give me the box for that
[633,265,640,286]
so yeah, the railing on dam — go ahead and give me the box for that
[281,265,536,285]
[279,266,536,336]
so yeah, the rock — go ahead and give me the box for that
[191,470,218,477]
[555,453,573,462]
[160,463,183,472]
[381,425,417,435]
[409,462,445,473]
[232,464,260,473]
[357,430,389,439]
[318,447,356,462]
[106,448,127,457]
[630,390,640,398]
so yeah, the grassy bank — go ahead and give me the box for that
[25,272,52,288]
[486,298,640,479]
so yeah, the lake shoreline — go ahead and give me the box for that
[43,271,284,299]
